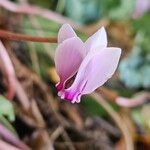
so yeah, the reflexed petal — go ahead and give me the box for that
[64,47,121,103]
[54,37,84,91]
[82,47,121,94]
[85,27,107,54]
[58,24,77,44]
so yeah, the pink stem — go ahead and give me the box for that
[0,139,20,150]
[0,123,30,150]
[0,40,16,100]
[116,92,150,107]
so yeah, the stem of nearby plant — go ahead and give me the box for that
[92,92,134,150]
[0,29,57,43]
[0,123,30,150]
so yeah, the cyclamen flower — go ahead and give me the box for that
[55,24,121,103]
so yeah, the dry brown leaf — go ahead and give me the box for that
[115,138,126,150]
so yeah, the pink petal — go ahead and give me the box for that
[54,37,84,92]
[58,24,77,44]
[82,47,121,94]
[84,27,107,54]
[64,47,121,103]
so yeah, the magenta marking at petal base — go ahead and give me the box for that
[64,90,77,101]
[63,89,82,103]
[56,82,63,91]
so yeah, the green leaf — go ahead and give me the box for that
[64,0,120,24]
[28,0,53,9]
[132,13,150,34]
[0,95,15,122]
[64,0,103,24]
[109,0,135,20]
[132,108,144,127]
[81,96,119,117]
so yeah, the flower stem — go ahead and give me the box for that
[0,29,57,43]
[92,92,134,150]
[0,123,30,150]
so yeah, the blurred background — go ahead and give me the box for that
[0,0,150,150]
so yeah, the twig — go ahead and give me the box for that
[50,126,63,141]
[15,80,31,111]
[0,29,57,43]
[27,42,41,76]
[46,95,76,150]
[93,117,120,137]
[30,99,46,128]
[61,128,76,150]
[91,92,134,150]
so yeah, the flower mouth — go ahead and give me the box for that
[64,75,76,89]
[56,74,76,92]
